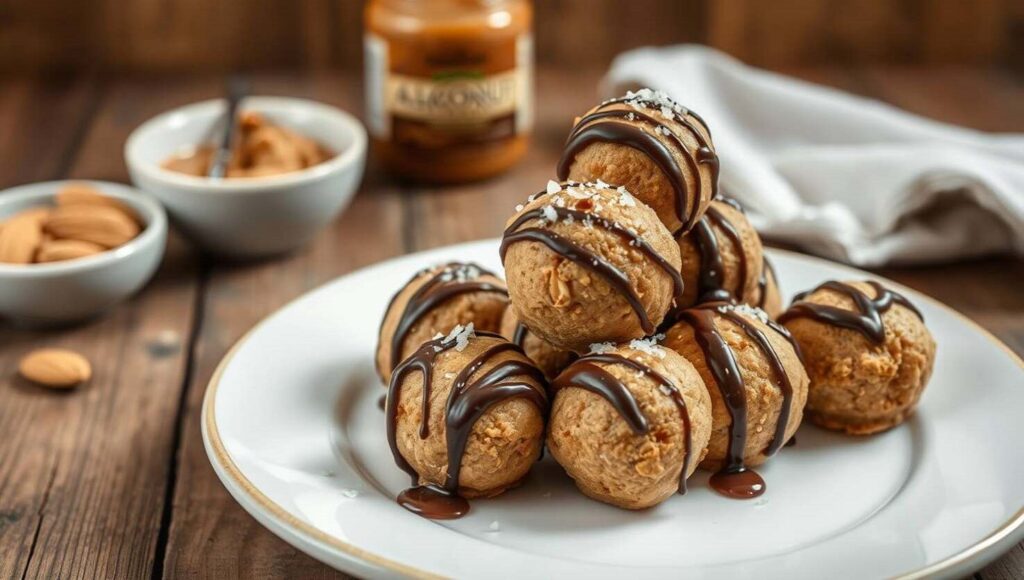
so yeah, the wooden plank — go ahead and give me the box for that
[159,72,400,578]
[0,75,99,580]
[0,78,202,578]
[0,75,98,188]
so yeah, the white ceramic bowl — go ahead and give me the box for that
[125,96,367,258]
[0,181,167,326]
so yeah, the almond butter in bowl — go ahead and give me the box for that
[161,112,334,179]
[0,183,142,266]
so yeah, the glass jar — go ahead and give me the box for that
[364,0,533,184]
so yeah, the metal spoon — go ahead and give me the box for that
[208,76,249,179]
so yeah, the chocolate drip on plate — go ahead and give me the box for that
[501,204,684,335]
[557,98,719,234]
[377,263,508,378]
[386,332,547,519]
[779,280,923,344]
[552,352,696,494]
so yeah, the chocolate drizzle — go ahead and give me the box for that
[377,263,508,378]
[386,331,547,519]
[779,281,923,344]
[500,202,684,335]
[557,95,719,234]
[552,352,696,494]
[675,304,802,498]
[689,202,752,304]
[756,258,777,309]
[511,321,529,348]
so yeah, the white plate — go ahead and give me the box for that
[202,239,1024,579]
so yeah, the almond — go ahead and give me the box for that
[56,183,139,222]
[18,348,92,388]
[36,239,106,263]
[44,204,141,249]
[544,265,572,307]
[0,212,46,264]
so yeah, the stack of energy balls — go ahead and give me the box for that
[376,89,936,519]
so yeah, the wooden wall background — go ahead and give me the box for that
[0,0,1021,73]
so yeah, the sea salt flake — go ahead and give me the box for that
[546,180,562,195]
[595,179,610,189]
[617,188,636,207]
[660,106,674,119]
[452,322,476,351]
[589,342,616,354]
[629,335,666,358]
[515,203,524,212]
[541,205,558,223]
[732,303,771,323]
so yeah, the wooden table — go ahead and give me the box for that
[1,66,1022,579]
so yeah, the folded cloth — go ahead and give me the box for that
[602,45,1024,266]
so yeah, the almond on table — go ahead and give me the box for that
[18,348,92,388]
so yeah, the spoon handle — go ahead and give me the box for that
[208,76,249,179]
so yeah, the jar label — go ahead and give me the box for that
[364,32,532,147]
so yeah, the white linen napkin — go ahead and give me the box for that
[602,45,1024,266]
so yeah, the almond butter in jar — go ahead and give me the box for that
[364,0,533,184]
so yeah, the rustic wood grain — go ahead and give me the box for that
[0,78,201,578]
[0,76,99,580]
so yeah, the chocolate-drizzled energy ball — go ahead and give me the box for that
[386,325,548,519]
[547,339,712,509]
[500,306,576,380]
[501,181,683,352]
[780,280,935,435]
[376,262,508,383]
[674,198,765,314]
[558,89,719,235]
[663,303,808,499]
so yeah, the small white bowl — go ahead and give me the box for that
[125,96,367,258]
[0,181,167,326]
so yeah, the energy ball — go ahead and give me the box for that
[676,198,765,311]
[547,340,712,509]
[386,326,548,504]
[501,180,683,352]
[754,258,784,319]
[376,262,507,383]
[664,303,808,480]
[779,280,936,435]
[500,306,576,380]
[558,89,718,235]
